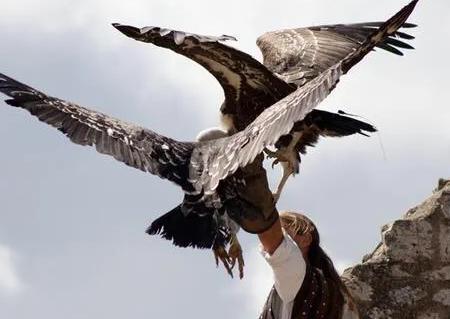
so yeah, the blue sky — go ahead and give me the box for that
[0,0,449,318]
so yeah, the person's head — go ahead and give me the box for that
[279,211,316,259]
[279,211,357,315]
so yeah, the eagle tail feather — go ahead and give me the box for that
[309,110,377,137]
[146,205,224,249]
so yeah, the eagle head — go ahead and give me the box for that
[196,127,229,142]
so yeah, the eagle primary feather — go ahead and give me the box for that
[112,22,294,132]
[257,22,416,86]
[0,73,196,192]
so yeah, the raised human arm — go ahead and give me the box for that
[259,218,306,303]
[258,217,284,255]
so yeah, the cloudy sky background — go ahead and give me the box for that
[0,0,449,318]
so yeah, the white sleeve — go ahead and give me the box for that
[260,233,306,303]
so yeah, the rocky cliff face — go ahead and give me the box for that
[342,179,450,319]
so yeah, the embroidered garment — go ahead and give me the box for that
[259,235,359,319]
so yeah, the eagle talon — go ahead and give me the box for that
[228,235,245,279]
[264,148,279,159]
[213,245,233,278]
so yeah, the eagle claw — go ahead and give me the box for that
[213,235,245,279]
[264,147,279,159]
[228,235,245,279]
[213,245,234,278]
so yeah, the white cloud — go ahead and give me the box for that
[229,248,273,317]
[0,244,24,295]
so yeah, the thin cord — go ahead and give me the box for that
[376,131,388,161]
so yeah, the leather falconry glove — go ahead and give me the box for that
[225,154,279,234]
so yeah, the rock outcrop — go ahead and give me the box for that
[342,179,450,318]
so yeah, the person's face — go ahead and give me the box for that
[282,223,312,260]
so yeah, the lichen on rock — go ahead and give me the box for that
[342,179,450,318]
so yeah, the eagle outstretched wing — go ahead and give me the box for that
[257,22,415,87]
[113,3,416,132]
[0,72,279,206]
[0,73,196,193]
[112,23,294,131]
[190,0,418,194]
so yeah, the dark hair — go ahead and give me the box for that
[279,211,357,318]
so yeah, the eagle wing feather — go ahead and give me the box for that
[0,73,196,192]
[257,13,416,87]
[112,23,295,130]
